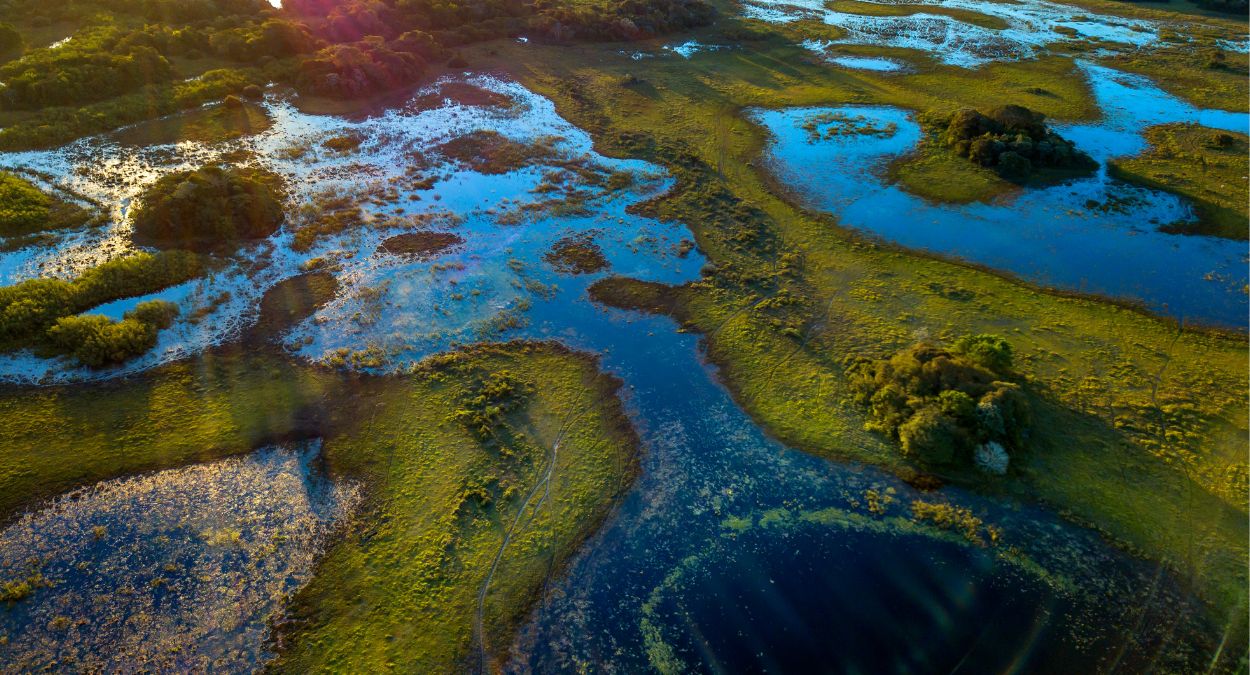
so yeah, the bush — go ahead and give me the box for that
[0,25,175,109]
[847,335,1029,471]
[47,314,159,367]
[0,251,200,345]
[131,166,285,250]
[124,299,180,328]
[952,333,1013,373]
[898,407,967,466]
[941,104,1095,181]
[0,22,23,57]
[296,37,428,99]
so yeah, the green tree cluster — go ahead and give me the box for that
[0,251,201,347]
[941,105,1096,180]
[47,299,180,367]
[131,166,286,250]
[847,335,1030,469]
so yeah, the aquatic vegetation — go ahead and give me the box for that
[378,231,464,260]
[131,166,286,251]
[909,499,992,544]
[434,130,561,175]
[544,233,609,274]
[1109,123,1249,239]
[0,442,359,671]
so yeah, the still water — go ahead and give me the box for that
[751,61,1249,328]
[0,71,1226,671]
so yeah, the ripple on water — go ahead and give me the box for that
[0,441,359,672]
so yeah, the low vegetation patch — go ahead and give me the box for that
[544,234,609,274]
[435,131,561,175]
[110,97,273,146]
[1109,123,1248,240]
[251,272,339,342]
[377,231,464,260]
[131,165,285,251]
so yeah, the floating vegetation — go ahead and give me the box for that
[0,442,359,672]
[544,233,610,275]
[377,231,465,261]
[800,111,899,141]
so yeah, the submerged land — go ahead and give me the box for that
[0,0,1246,670]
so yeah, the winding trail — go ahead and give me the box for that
[472,387,596,673]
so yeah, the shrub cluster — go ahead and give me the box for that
[847,335,1030,472]
[0,171,50,235]
[296,37,428,98]
[0,251,201,346]
[131,166,286,250]
[47,300,180,367]
[452,370,533,445]
[0,25,175,109]
[941,105,1096,180]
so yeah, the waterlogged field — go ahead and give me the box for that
[0,0,1246,670]
[0,443,358,671]
[752,61,1250,326]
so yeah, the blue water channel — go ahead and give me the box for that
[751,61,1249,329]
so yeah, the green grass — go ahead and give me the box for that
[1098,42,1250,113]
[273,344,638,672]
[888,143,1016,204]
[466,30,1248,649]
[1109,123,1249,240]
[0,341,640,672]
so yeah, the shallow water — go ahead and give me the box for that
[743,0,1158,67]
[751,61,1249,328]
[0,74,1227,670]
[0,442,358,672]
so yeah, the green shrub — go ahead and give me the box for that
[848,336,1030,471]
[941,105,1096,181]
[898,406,967,465]
[0,23,22,57]
[47,314,159,368]
[131,166,285,250]
[952,333,1013,373]
[124,299,180,328]
[0,251,200,345]
[0,172,51,235]
[0,25,175,109]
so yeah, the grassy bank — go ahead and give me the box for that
[0,341,640,672]
[464,27,1247,644]
[1109,123,1249,239]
